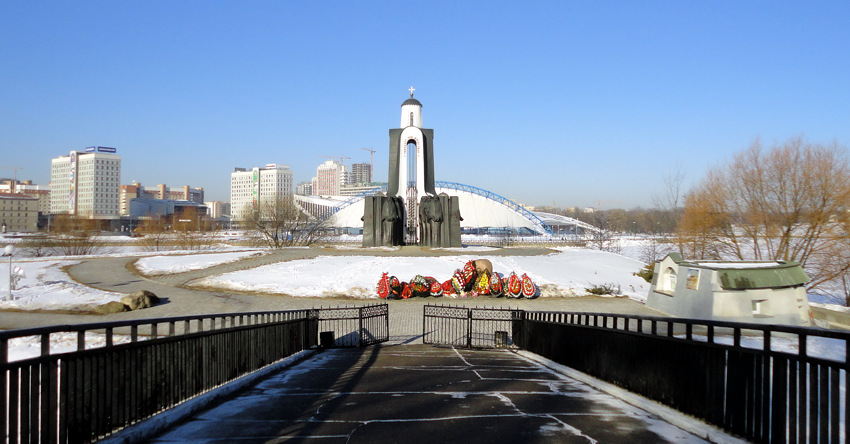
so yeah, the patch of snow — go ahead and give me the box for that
[0,260,124,310]
[810,302,850,313]
[135,251,266,275]
[7,332,133,362]
[694,261,783,269]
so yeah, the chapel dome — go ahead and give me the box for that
[402,97,422,107]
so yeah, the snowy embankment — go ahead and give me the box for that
[188,247,651,299]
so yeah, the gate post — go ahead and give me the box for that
[511,310,525,349]
[384,304,390,343]
[358,307,364,348]
[467,308,473,348]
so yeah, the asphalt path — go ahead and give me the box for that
[144,345,715,443]
[0,246,665,340]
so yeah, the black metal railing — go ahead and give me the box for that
[0,304,388,443]
[316,304,389,347]
[423,305,521,348]
[515,311,850,444]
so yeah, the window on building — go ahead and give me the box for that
[685,269,700,290]
[661,267,677,294]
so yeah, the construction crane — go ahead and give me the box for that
[361,147,376,169]
[593,200,619,211]
[317,155,351,166]
[1,166,23,193]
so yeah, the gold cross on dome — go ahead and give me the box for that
[408,86,415,97]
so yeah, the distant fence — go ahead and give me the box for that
[514,311,850,444]
[320,236,589,248]
[460,237,588,247]
[423,305,521,348]
[316,304,389,347]
[0,304,387,443]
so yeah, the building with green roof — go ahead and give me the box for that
[647,253,812,326]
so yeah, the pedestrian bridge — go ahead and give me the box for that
[1,304,847,443]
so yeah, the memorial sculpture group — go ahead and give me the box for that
[377,259,538,299]
[362,91,462,248]
[365,93,538,298]
[363,194,461,247]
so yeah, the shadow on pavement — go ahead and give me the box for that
[146,345,711,443]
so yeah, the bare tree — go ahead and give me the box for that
[48,215,110,256]
[137,218,172,251]
[652,162,686,233]
[172,206,220,250]
[638,236,675,264]
[19,235,54,257]
[587,210,620,253]
[676,136,850,292]
[675,171,729,260]
[241,197,327,248]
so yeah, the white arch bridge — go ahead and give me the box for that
[294,181,601,238]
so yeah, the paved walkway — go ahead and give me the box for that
[143,344,712,443]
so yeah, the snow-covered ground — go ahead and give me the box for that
[189,247,650,299]
[6,332,134,362]
[1,235,849,310]
[135,250,266,275]
[0,245,262,311]
[0,260,125,310]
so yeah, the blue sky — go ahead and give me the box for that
[1,1,848,209]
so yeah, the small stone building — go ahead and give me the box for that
[647,253,812,326]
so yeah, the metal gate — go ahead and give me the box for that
[423,304,521,348]
[317,304,390,347]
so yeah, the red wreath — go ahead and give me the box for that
[377,272,390,299]
[521,273,536,298]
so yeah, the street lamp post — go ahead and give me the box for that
[4,245,14,301]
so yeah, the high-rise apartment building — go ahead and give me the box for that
[314,160,343,196]
[230,164,293,221]
[350,162,372,185]
[49,147,121,218]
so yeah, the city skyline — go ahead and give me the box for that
[2,2,849,209]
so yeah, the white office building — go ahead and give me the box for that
[230,164,293,221]
[49,147,121,218]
